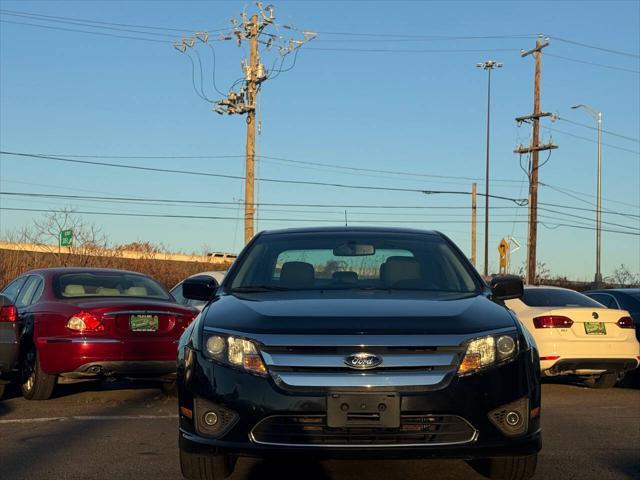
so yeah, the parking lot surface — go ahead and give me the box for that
[0,381,638,480]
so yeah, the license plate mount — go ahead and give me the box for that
[129,314,159,332]
[326,393,400,428]
[584,321,606,335]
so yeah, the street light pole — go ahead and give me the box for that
[477,60,502,278]
[572,104,603,285]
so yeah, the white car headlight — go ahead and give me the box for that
[204,334,267,376]
[458,333,518,375]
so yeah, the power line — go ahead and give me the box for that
[545,52,640,75]
[2,206,637,236]
[0,151,529,203]
[555,117,639,143]
[2,191,637,220]
[0,8,226,33]
[550,36,640,59]
[542,126,640,154]
[0,19,171,44]
[306,46,521,53]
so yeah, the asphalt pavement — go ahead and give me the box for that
[0,380,638,480]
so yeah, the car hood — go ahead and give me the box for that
[203,291,517,335]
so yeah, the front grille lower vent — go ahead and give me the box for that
[250,414,477,447]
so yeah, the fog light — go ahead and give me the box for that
[203,411,219,426]
[488,397,529,437]
[505,411,521,426]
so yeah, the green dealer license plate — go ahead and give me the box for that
[129,314,159,332]
[584,322,606,335]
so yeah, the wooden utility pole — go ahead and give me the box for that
[471,182,477,267]
[244,15,259,244]
[178,5,317,245]
[514,36,557,284]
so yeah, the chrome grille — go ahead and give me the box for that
[250,414,477,447]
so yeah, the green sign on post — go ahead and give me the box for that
[59,229,73,247]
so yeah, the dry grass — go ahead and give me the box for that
[0,249,230,290]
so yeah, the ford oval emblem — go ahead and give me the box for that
[344,352,382,370]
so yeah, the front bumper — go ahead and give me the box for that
[178,348,541,459]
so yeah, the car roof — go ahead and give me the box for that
[259,226,441,236]
[523,285,574,291]
[585,288,640,294]
[21,267,150,277]
[186,271,226,279]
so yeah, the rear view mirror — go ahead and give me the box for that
[183,275,219,302]
[333,242,375,256]
[491,276,524,301]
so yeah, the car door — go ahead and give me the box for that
[0,277,28,374]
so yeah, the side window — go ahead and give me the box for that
[28,278,45,305]
[589,294,616,309]
[16,277,40,308]
[170,283,186,304]
[2,277,27,303]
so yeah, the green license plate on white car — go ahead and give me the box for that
[584,322,606,335]
[129,314,159,332]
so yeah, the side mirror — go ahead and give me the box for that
[491,275,524,301]
[183,275,219,302]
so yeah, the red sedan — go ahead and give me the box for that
[0,267,199,400]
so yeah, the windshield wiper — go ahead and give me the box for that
[230,285,291,293]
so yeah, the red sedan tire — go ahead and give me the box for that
[21,347,57,400]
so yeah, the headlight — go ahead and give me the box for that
[458,333,518,375]
[204,334,268,376]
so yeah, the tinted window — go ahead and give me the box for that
[2,277,26,302]
[56,272,170,300]
[523,288,602,308]
[229,232,479,293]
[170,283,186,304]
[587,293,618,309]
[16,276,41,307]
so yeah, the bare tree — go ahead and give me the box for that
[606,264,640,287]
[20,209,108,266]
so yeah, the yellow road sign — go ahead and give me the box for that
[498,238,509,258]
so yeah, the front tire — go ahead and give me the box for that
[179,448,236,480]
[584,372,620,389]
[467,454,537,480]
[21,347,57,400]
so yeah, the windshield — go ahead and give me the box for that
[56,272,171,300]
[522,288,602,308]
[228,232,480,293]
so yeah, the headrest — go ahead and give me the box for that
[280,261,315,289]
[332,271,358,284]
[382,256,421,287]
[96,287,120,296]
[126,287,147,296]
[64,284,85,296]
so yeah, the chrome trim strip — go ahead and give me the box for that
[102,310,184,317]
[249,414,479,448]
[273,370,449,388]
[44,338,121,344]
[263,352,457,369]
[204,326,516,347]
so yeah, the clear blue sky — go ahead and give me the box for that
[1,0,639,280]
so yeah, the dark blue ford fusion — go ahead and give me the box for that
[176,227,541,480]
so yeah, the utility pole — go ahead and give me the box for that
[514,36,558,285]
[477,60,502,278]
[174,4,316,245]
[471,182,477,267]
[244,14,260,244]
[572,104,603,286]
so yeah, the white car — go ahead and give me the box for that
[505,286,640,388]
[170,271,226,311]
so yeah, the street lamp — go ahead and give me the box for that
[571,103,603,285]
[477,60,502,278]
